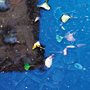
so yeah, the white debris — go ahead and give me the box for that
[61,14,71,23]
[37,2,50,10]
[45,54,54,68]
[63,48,68,56]
[34,17,40,22]
[66,45,76,48]
[63,45,75,56]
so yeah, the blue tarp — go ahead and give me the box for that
[0,0,90,90]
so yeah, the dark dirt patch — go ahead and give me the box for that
[0,0,45,72]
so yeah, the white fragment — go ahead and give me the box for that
[61,14,71,23]
[45,54,54,68]
[63,48,67,56]
[63,45,75,56]
[34,17,40,22]
[37,2,50,10]
[66,45,76,48]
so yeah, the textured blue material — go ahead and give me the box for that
[0,0,90,90]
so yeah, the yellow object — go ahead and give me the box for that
[61,14,71,23]
[32,41,44,50]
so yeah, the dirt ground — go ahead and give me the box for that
[0,0,45,72]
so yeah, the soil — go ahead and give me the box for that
[0,0,45,72]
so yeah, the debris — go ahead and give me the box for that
[34,17,40,22]
[37,2,50,10]
[61,26,65,30]
[24,64,31,70]
[66,45,76,48]
[63,45,75,55]
[65,33,75,42]
[63,48,67,56]
[74,63,86,70]
[32,41,40,49]
[56,35,63,43]
[32,41,44,50]
[61,14,71,23]
[3,36,18,44]
[45,54,54,68]
[76,44,86,47]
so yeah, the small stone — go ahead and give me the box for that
[61,14,71,23]
[56,35,63,43]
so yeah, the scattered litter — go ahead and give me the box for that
[32,41,40,50]
[61,14,71,23]
[66,45,76,48]
[65,32,75,42]
[45,54,54,68]
[61,26,65,30]
[74,63,86,70]
[76,44,86,47]
[24,64,31,70]
[63,45,75,55]
[37,2,50,10]
[56,35,63,43]
[34,17,40,22]
[63,48,67,55]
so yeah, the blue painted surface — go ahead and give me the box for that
[0,0,90,90]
